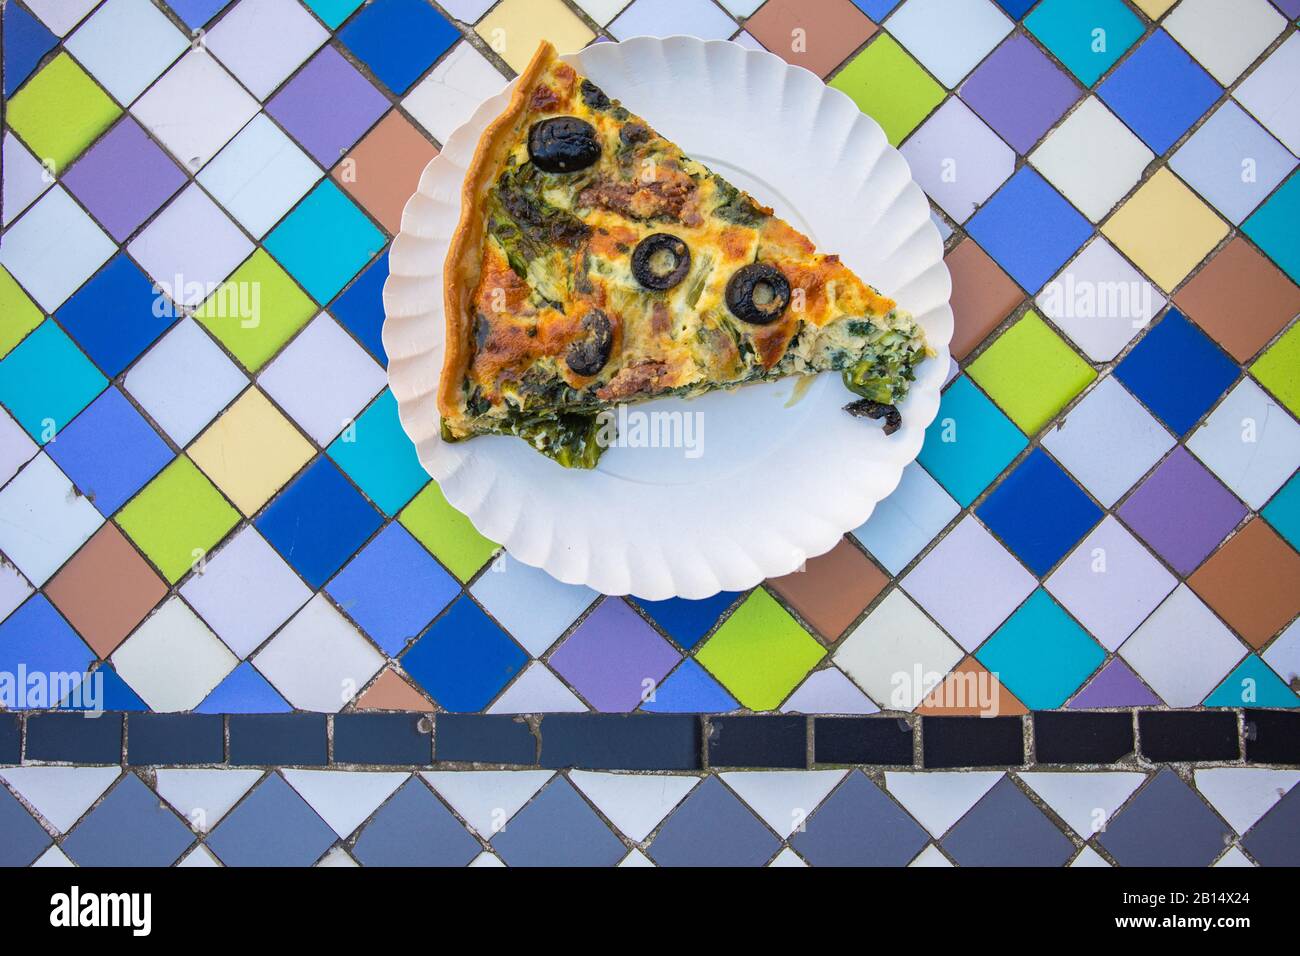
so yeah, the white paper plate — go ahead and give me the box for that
[384,36,953,600]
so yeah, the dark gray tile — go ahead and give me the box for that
[62,773,194,867]
[1097,768,1233,866]
[941,776,1075,866]
[791,770,929,866]
[490,777,625,867]
[205,773,337,866]
[0,785,51,866]
[351,778,479,866]
[1242,783,1300,866]
[647,776,780,867]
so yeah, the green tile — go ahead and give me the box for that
[0,267,44,359]
[116,455,240,583]
[194,250,316,372]
[7,53,121,171]
[829,35,944,146]
[1251,323,1300,418]
[967,311,1096,435]
[695,588,826,710]
[398,481,498,582]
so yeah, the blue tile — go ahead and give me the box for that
[4,1,58,97]
[850,0,901,19]
[326,523,459,655]
[1262,473,1300,549]
[435,714,537,764]
[337,0,459,95]
[539,714,701,770]
[327,390,428,516]
[490,777,626,867]
[942,774,1076,865]
[1097,767,1234,866]
[352,778,480,865]
[628,591,742,650]
[254,456,383,588]
[25,712,122,762]
[707,715,807,768]
[401,596,527,712]
[648,775,780,867]
[1243,170,1300,284]
[918,376,1027,507]
[977,448,1102,575]
[992,0,1036,18]
[1114,310,1238,436]
[0,320,107,443]
[206,773,337,866]
[642,659,739,713]
[791,771,930,866]
[45,387,172,516]
[61,664,149,712]
[264,180,386,305]
[0,786,50,865]
[126,714,224,765]
[63,773,194,866]
[1242,783,1300,865]
[55,254,177,378]
[1098,30,1222,155]
[165,0,234,28]
[966,168,1092,292]
[333,713,431,764]
[197,661,292,714]
[330,251,388,365]
[0,713,20,763]
[1204,656,1300,709]
[1025,0,1143,86]
[228,713,327,765]
[0,596,95,702]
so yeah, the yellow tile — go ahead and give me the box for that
[1101,168,1228,293]
[475,0,595,73]
[188,388,314,516]
[1131,0,1177,19]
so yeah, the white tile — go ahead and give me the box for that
[0,188,115,312]
[1119,585,1247,706]
[282,770,409,838]
[131,50,259,171]
[180,525,312,658]
[1036,237,1167,361]
[154,768,262,832]
[568,771,699,842]
[608,0,737,42]
[112,597,239,710]
[781,667,880,715]
[1042,376,1175,507]
[486,662,587,713]
[1194,768,1299,834]
[252,594,383,711]
[618,848,655,867]
[470,552,597,656]
[834,589,964,709]
[206,0,329,100]
[402,41,507,144]
[901,97,1014,223]
[0,562,34,625]
[1017,772,1147,838]
[0,767,119,832]
[909,844,954,867]
[2,133,52,227]
[1164,0,1284,86]
[883,771,1003,837]
[177,845,223,867]
[23,0,100,36]
[1187,377,1300,510]
[1262,617,1299,688]
[0,407,38,489]
[421,770,553,837]
[886,0,1011,88]
[257,314,384,444]
[32,846,76,867]
[123,318,247,446]
[769,847,809,867]
[0,454,103,585]
[717,0,763,16]
[66,0,189,104]
[316,847,358,867]
[574,0,632,26]
[1070,846,1111,867]
[720,770,847,838]
[197,113,322,238]
[852,461,959,574]
[1234,33,1300,156]
[127,184,253,308]
[1031,98,1153,223]
[1214,846,1255,867]
[440,0,502,22]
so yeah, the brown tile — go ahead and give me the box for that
[917,657,1027,717]
[45,524,167,658]
[1188,518,1300,649]
[355,667,434,710]
[333,109,438,234]
[946,238,1025,359]
[767,537,887,641]
[744,0,877,79]
[1173,237,1300,362]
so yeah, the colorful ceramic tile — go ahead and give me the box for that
[1,134,50,229]
[550,599,680,711]
[1242,170,1300,285]
[398,481,498,582]
[65,0,189,104]
[959,34,1081,154]
[918,376,1027,507]
[327,390,428,515]
[1024,0,1143,86]
[900,97,1015,224]
[7,53,120,172]
[112,597,238,710]
[205,0,329,100]
[400,596,527,711]
[1233,33,1300,157]
[887,0,1011,88]
[472,552,598,657]
[1188,378,1300,510]
[1163,0,1285,86]
[828,35,945,146]
[743,0,878,80]
[0,320,106,443]
[1253,322,1300,417]
[55,254,177,378]
[766,538,888,641]
[608,0,733,42]
[0,188,115,312]
[1188,518,1300,649]
[3,2,59,97]
[943,240,1026,360]
[975,589,1104,709]
[335,110,439,235]
[251,595,383,710]
[266,45,389,167]
[851,461,960,575]
[264,180,386,305]
[338,0,459,95]
[63,119,187,244]
[401,41,507,145]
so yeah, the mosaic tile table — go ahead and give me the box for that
[1,0,1298,868]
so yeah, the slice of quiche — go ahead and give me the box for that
[440,39,929,467]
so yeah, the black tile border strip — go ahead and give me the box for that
[0,710,1296,770]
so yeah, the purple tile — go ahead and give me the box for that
[1118,447,1247,575]
[548,599,680,712]
[1272,0,1300,17]
[960,34,1081,154]
[1098,768,1233,866]
[790,771,929,866]
[1069,657,1162,708]
[62,118,186,242]
[266,46,388,167]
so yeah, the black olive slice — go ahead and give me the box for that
[579,79,610,110]
[565,309,613,377]
[725,263,791,325]
[631,234,691,291]
[528,117,601,173]
[844,399,902,435]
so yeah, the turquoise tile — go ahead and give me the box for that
[1243,170,1300,284]
[1204,655,1300,709]
[0,320,107,443]
[1025,0,1144,86]
[918,376,1027,507]
[1262,472,1300,550]
[304,0,364,29]
[264,180,386,305]
[327,389,428,516]
[975,589,1105,709]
